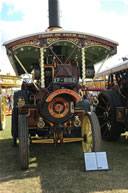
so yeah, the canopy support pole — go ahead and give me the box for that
[95,54,110,77]
[40,48,45,88]
[14,54,39,90]
[86,53,110,89]
[82,47,86,85]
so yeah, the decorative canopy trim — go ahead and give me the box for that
[3,31,118,77]
[11,37,111,52]
[3,31,118,50]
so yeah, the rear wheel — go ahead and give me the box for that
[81,112,101,152]
[0,96,6,130]
[18,114,29,169]
[96,90,123,141]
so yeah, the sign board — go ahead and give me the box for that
[84,152,109,171]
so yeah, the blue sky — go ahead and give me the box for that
[0,0,128,74]
[1,0,128,22]
[1,3,23,21]
[100,0,128,15]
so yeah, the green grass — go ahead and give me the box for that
[0,116,128,193]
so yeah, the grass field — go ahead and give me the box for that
[0,116,128,193]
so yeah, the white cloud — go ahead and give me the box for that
[61,0,128,62]
[0,0,128,74]
[124,0,128,3]
[1,0,48,21]
[0,0,48,74]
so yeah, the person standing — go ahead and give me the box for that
[83,95,91,112]
[7,94,12,110]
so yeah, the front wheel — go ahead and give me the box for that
[18,114,29,169]
[11,107,18,146]
[81,112,101,152]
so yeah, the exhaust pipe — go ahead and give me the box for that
[46,0,62,31]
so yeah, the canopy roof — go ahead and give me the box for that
[3,31,118,77]
[96,60,128,78]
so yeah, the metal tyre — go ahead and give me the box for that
[96,90,123,141]
[82,112,101,152]
[11,107,18,146]
[0,96,6,130]
[18,114,29,169]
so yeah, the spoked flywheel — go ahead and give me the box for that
[81,112,101,152]
[0,95,6,130]
[95,90,123,141]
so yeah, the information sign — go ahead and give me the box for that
[84,152,109,171]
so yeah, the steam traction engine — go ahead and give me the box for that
[95,60,128,141]
[3,0,118,169]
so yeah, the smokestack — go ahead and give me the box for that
[46,0,62,31]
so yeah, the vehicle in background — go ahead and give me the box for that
[95,59,128,141]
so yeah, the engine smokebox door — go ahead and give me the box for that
[40,94,74,124]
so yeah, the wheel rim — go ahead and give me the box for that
[82,115,93,152]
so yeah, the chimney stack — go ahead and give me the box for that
[46,0,62,31]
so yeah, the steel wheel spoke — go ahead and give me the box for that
[100,97,108,105]
[106,104,110,111]
[97,115,104,118]
[98,105,106,111]
[102,127,109,136]
[100,121,107,128]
